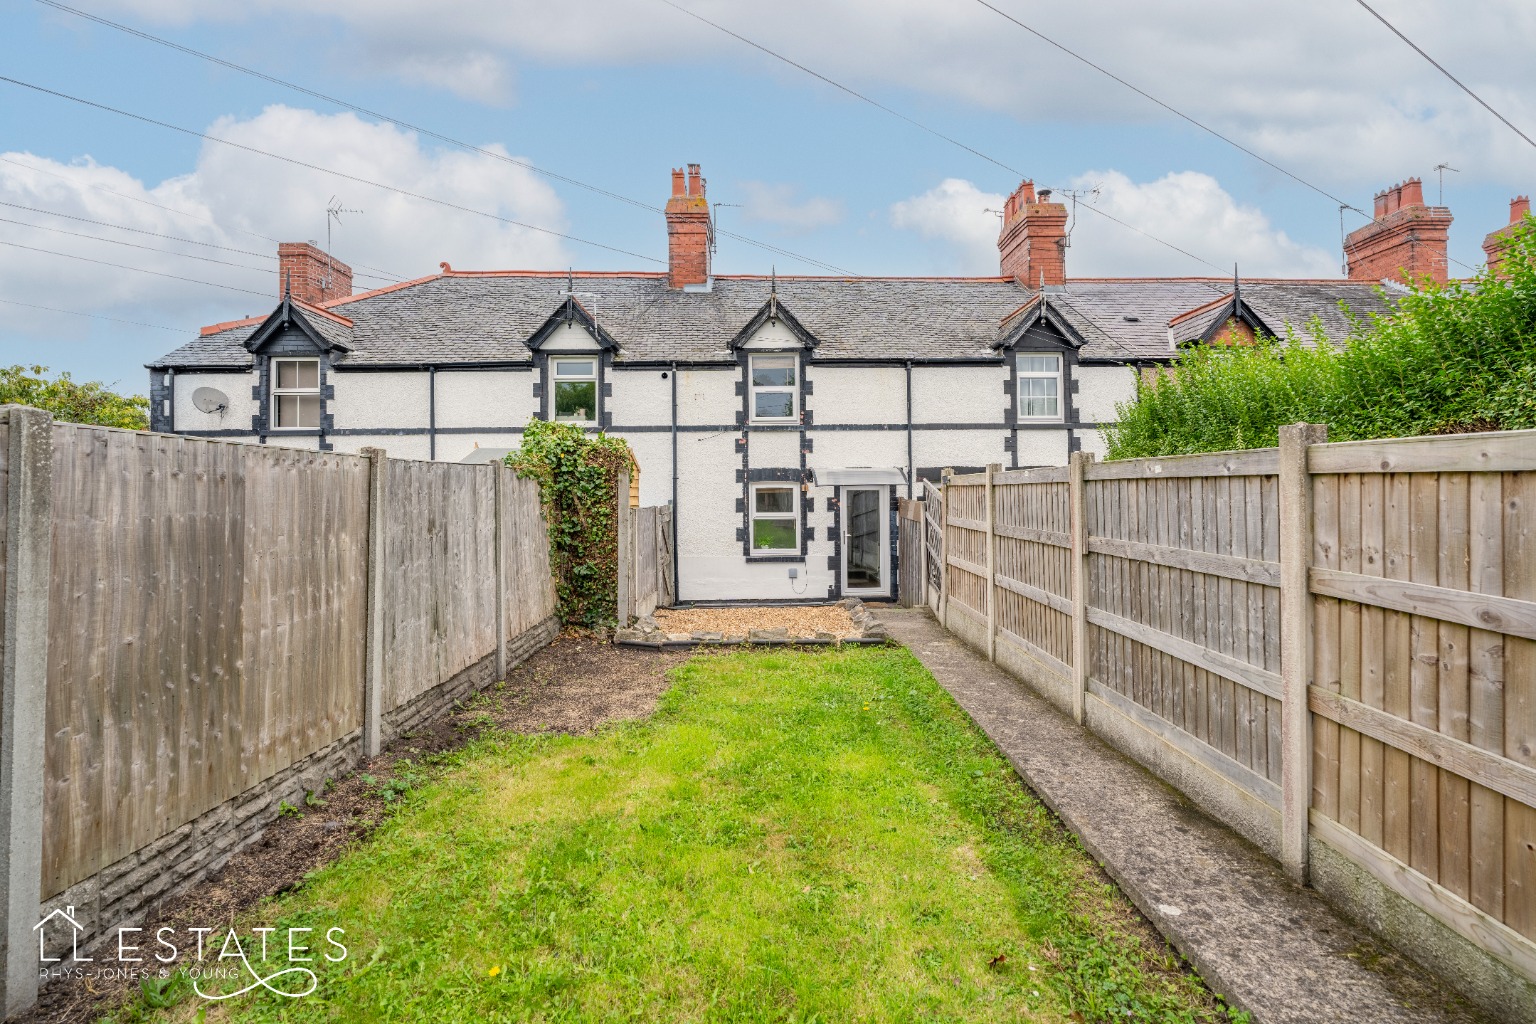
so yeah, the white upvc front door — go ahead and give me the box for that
[841,486,890,597]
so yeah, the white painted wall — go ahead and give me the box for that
[331,372,430,429]
[1076,428,1111,460]
[1075,364,1137,424]
[1014,430,1070,467]
[738,319,802,349]
[676,368,737,427]
[807,366,906,425]
[811,431,906,473]
[615,431,675,508]
[911,365,1008,423]
[747,429,799,468]
[435,369,536,429]
[913,427,1007,470]
[171,372,256,433]
[328,433,433,460]
[540,322,602,351]
[608,368,672,427]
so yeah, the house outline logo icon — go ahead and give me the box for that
[34,905,91,963]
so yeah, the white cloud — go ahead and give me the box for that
[738,181,844,233]
[889,171,1336,278]
[0,105,569,339]
[888,178,1004,274]
[94,0,1536,185]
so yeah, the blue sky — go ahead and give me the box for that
[2,0,1533,393]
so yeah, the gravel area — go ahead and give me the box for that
[654,604,862,639]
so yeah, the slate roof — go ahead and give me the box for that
[149,271,1401,370]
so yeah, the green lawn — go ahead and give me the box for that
[134,647,1239,1023]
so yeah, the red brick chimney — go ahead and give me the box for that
[1482,195,1530,278]
[997,180,1068,287]
[665,164,712,288]
[1343,177,1453,286]
[278,242,353,304]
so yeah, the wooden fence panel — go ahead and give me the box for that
[897,498,925,608]
[992,477,1072,668]
[1084,462,1282,785]
[40,431,369,897]
[1310,460,1536,945]
[380,460,499,710]
[944,481,989,623]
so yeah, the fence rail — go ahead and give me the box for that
[923,427,1536,1019]
[0,409,558,1014]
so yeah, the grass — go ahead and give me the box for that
[130,647,1242,1023]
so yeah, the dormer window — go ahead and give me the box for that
[270,358,320,429]
[552,357,598,423]
[1017,354,1062,421]
[749,353,797,423]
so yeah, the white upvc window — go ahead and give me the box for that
[1018,354,1062,421]
[551,357,598,423]
[750,483,798,553]
[749,353,798,423]
[270,358,320,430]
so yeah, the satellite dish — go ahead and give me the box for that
[191,387,229,414]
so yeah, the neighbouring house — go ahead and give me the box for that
[148,167,1508,604]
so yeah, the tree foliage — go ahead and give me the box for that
[0,365,149,430]
[1104,217,1536,459]
[506,419,635,628]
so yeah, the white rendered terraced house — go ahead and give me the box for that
[149,164,1404,603]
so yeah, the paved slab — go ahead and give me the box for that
[882,607,1487,1024]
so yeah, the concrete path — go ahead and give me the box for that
[881,607,1487,1024]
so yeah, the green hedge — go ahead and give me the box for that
[1104,217,1536,460]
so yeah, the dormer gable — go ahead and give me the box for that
[525,296,618,352]
[1168,291,1276,347]
[728,293,819,351]
[995,294,1086,351]
[242,293,354,356]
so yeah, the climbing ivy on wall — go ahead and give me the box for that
[507,419,635,628]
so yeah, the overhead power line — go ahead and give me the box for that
[0,238,273,298]
[0,199,400,282]
[654,0,1225,274]
[31,0,860,277]
[0,75,668,268]
[0,214,282,276]
[0,295,182,332]
[971,0,1367,213]
[0,154,404,280]
[1350,0,1536,151]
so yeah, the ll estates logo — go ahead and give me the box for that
[36,906,347,1001]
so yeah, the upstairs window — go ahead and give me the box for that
[552,357,598,423]
[749,354,797,423]
[270,358,320,430]
[1018,354,1062,421]
[750,484,798,552]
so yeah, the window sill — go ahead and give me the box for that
[747,553,806,564]
[748,420,799,429]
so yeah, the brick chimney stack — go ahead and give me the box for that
[997,180,1069,287]
[665,163,712,288]
[1482,195,1530,278]
[1343,177,1453,286]
[278,242,353,304]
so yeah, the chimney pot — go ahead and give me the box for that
[665,163,712,287]
[1512,196,1531,223]
[997,179,1067,286]
[1346,175,1453,286]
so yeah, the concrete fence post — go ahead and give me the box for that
[1068,451,1095,725]
[1,406,53,1017]
[492,463,508,682]
[360,447,386,759]
[1279,422,1326,884]
[615,470,632,626]
[984,462,1000,662]
[939,468,952,628]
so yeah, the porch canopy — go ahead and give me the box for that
[809,467,908,487]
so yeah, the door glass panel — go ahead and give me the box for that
[845,488,882,590]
